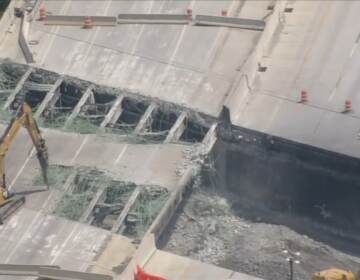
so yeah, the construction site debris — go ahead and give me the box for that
[33,165,72,188]
[123,186,169,239]
[159,186,360,280]
[32,165,169,237]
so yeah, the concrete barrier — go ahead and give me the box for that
[149,167,196,239]
[39,267,113,280]
[118,14,189,24]
[194,15,265,31]
[44,15,117,26]
[121,233,157,280]
[0,264,60,276]
[224,0,287,119]
[19,17,34,63]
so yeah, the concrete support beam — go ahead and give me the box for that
[111,186,140,233]
[34,77,63,119]
[64,171,79,193]
[100,95,124,128]
[201,123,218,155]
[65,85,94,126]
[134,103,157,134]
[164,111,187,143]
[3,67,33,109]
[23,81,54,91]
[80,188,105,223]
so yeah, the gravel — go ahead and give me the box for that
[159,186,360,280]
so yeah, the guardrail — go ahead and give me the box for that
[117,14,189,24]
[42,14,266,30]
[19,17,34,63]
[194,15,265,31]
[0,264,113,280]
[44,15,117,26]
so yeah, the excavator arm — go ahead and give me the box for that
[0,102,48,191]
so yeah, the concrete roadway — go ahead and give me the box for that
[227,1,360,157]
[0,122,187,279]
[24,0,269,117]
[9,0,359,159]
[144,250,261,280]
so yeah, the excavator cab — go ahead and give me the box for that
[0,102,48,222]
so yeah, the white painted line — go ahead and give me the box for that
[130,0,155,55]
[40,0,73,67]
[70,135,90,165]
[8,148,35,191]
[349,43,358,58]
[114,144,128,165]
[5,210,43,263]
[50,224,80,265]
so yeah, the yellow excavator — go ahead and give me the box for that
[0,102,48,222]
[313,268,359,280]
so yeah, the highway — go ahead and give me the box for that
[227,0,360,157]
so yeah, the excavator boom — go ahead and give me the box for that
[0,102,48,222]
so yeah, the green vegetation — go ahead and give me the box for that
[33,165,73,188]
[124,186,169,239]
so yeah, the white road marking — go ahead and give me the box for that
[8,148,35,191]
[50,223,80,265]
[40,0,73,66]
[130,0,155,55]
[349,43,358,58]
[114,144,128,165]
[70,135,89,164]
[5,210,43,263]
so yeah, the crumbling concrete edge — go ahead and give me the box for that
[119,168,196,280]
[120,129,217,279]
[224,0,287,119]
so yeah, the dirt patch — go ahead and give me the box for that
[158,186,360,280]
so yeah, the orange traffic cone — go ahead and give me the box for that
[134,265,167,280]
[344,100,352,113]
[300,90,308,103]
[39,4,46,21]
[83,16,92,29]
[186,8,193,20]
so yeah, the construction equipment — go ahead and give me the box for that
[0,102,48,222]
[313,268,359,280]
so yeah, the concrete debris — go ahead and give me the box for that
[33,165,72,188]
[0,62,27,90]
[159,186,360,280]
[123,186,169,239]
[32,165,169,237]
